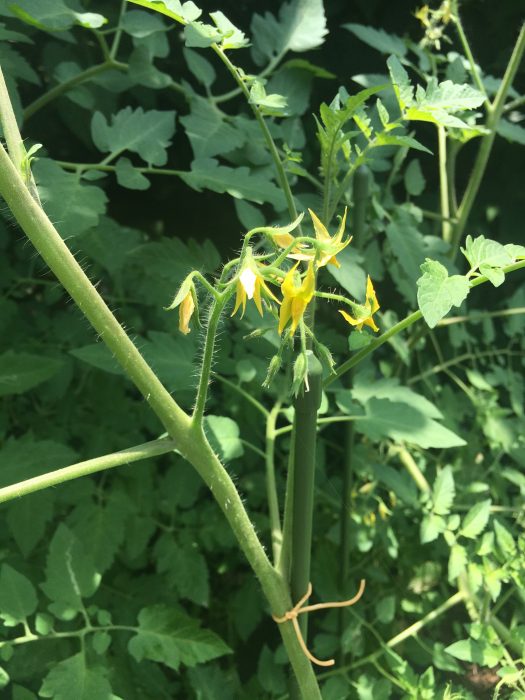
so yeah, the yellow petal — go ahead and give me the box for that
[278,297,293,334]
[308,208,330,243]
[365,276,380,314]
[253,278,263,316]
[339,309,362,330]
[231,281,246,318]
[179,292,195,334]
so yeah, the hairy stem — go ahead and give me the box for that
[267,401,283,562]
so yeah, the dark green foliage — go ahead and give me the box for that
[0,0,524,698]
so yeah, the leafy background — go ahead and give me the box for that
[0,0,524,698]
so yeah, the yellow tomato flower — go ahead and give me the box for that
[178,291,195,335]
[278,262,315,335]
[232,262,278,318]
[308,208,351,268]
[339,276,380,332]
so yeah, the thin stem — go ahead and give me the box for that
[0,439,177,505]
[408,347,522,385]
[212,373,269,417]
[266,401,283,562]
[322,591,466,679]
[110,0,127,60]
[192,296,227,428]
[437,126,451,242]
[395,447,431,493]
[449,23,525,259]
[327,259,525,387]
[23,61,128,121]
[451,2,489,100]
[211,45,300,230]
[211,50,285,104]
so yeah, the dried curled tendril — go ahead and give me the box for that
[272,579,366,667]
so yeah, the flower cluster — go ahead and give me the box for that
[166,209,381,388]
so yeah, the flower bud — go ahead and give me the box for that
[262,355,281,388]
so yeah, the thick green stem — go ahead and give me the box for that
[0,439,177,505]
[23,60,128,121]
[449,22,525,259]
[267,401,283,562]
[288,354,323,699]
[0,66,24,171]
[437,126,451,243]
[338,165,369,659]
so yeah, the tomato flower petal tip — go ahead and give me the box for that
[307,207,351,268]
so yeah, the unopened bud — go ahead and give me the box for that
[291,352,308,397]
[262,355,281,388]
[315,341,335,374]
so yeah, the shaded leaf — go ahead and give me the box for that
[205,416,244,461]
[128,605,231,670]
[344,24,406,56]
[0,351,62,396]
[0,564,38,626]
[39,654,118,700]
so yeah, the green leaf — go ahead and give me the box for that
[127,0,201,24]
[249,80,288,116]
[404,159,426,196]
[445,638,503,667]
[115,157,150,190]
[386,212,427,284]
[180,158,285,207]
[374,132,432,154]
[420,513,446,544]
[209,11,249,50]
[142,331,197,396]
[41,524,101,616]
[251,0,328,64]
[432,465,455,516]
[0,351,62,396]
[121,9,166,37]
[7,491,54,557]
[91,107,176,166]
[461,234,514,271]
[39,654,118,700]
[387,55,413,110]
[184,21,222,48]
[8,0,107,31]
[460,500,492,539]
[417,259,470,328]
[70,344,124,376]
[343,24,406,56]
[357,398,466,449]
[183,48,216,88]
[34,159,107,237]
[205,416,244,461]
[180,98,245,158]
[76,216,142,275]
[497,118,525,145]
[187,665,239,699]
[0,564,38,626]
[128,605,231,670]
[155,534,209,606]
[493,519,517,558]
[71,495,128,573]
[448,544,467,582]
[352,375,443,419]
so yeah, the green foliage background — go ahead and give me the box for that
[0,0,524,698]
